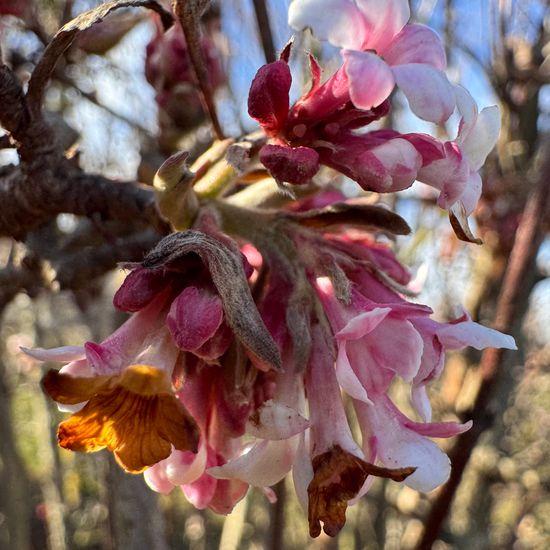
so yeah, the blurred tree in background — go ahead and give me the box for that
[0,0,549,548]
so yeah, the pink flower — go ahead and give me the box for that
[405,85,501,214]
[354,395,472,492]
[248,50,422,190]
[289,0,455,123]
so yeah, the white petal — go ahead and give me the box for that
[288,0,367,50]
[411,385,432,422]
[368,399,451,492]
[246,400,310,440]
[336,342,372,403]
[437,321,517,351]
[461,105,500,171]
[208,438,298,487]
[292,432,313,513]
[454,84,478,141]
[21,346,86,362]
[458,170,482,216]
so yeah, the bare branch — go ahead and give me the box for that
[26,0,173,117]
[0,163,168,240]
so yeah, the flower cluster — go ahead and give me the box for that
[249,0,499,231]
[26,0,516,540]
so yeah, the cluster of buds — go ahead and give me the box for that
[26,0,516,539]
[145,5,225,140]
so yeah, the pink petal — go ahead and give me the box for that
[246,400,310,440]
[85,341,122,375]
[113,267,168,312]
[288,0,369,50]
[206,478,248,515]
[259,144,319,185]
[167,285,224,351]
[343,49,395,111]
[365,317,423,382]
[402,418,473,438]
[193,322,233,362]
[354,0,410,51]
[392,63,455,123]
[382,24,446,70]
[336,342,373,403]
[144,463,175,495]
[183,472,217,510]
[59,359,94,377]
[357,398,451,492]
[411,385,432,422]
[404,133,446,165]
[292,433,313,512]
[248,60,291,137]
[21,345,85,362]
[208,438,298,487]
[337,308,391,340]
[363,138,422,191]
[415,142,469,208]
[437,320,517,351]
[165,444,207,486]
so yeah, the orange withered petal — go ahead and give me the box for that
[307,445,415,538]
[44,365,200,474]
[42,369,112,404]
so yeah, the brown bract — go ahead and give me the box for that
[42,364,199,473]
[307,445,415,538]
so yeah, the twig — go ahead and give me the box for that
[54,230,161,289]
[416,143,550,549]
[252,0,276,63]
[173,0,224,139]
[56,71,154,135]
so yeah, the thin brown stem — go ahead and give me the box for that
[252,0,276,63]
[173,0,224,139]
[416,143,550,549]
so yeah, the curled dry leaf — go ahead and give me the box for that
[27,0,173,116]
[142,231,282,370]
[285,203,411,235]
[449,202,483,245]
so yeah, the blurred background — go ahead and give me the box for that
[1,0,549,548]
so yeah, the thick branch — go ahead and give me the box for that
[0,163,167,240]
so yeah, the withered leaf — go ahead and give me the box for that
[142,231,282,371]
[449,202,483,245]
[285,203,411,235]
[27,0,173,116]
